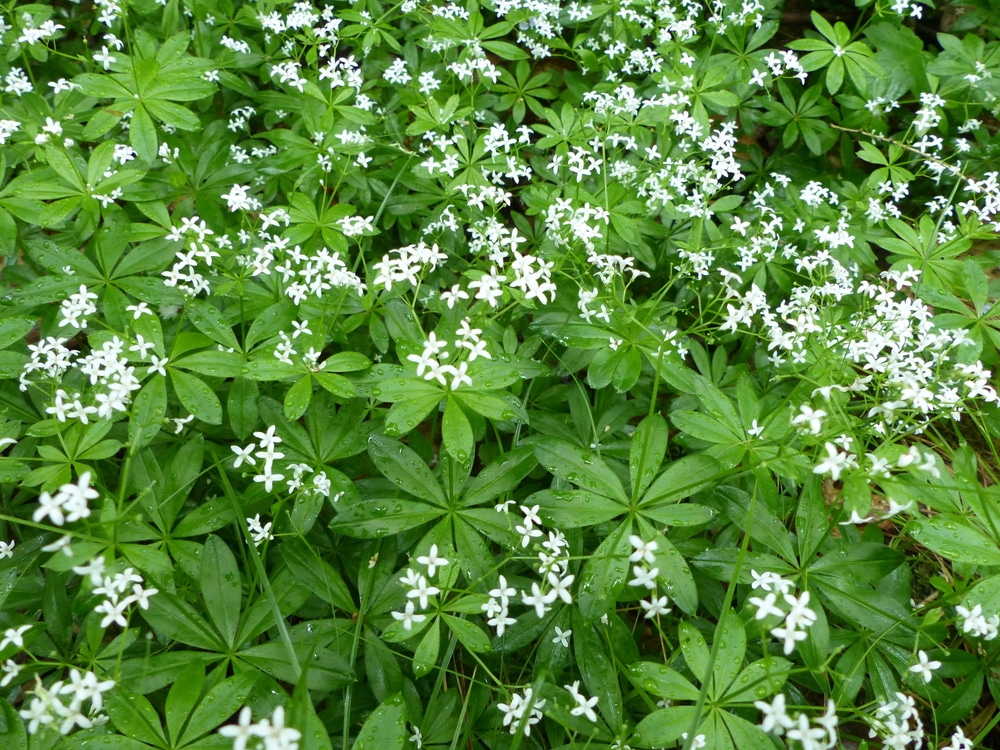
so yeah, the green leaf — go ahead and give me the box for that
[143,591,225,650]
[314,372,355,398]
[354,693,407,750]
[631,706,699,748]
[284,375,313,420]
[165,662,205,744]
[412,617,440,678]
[323,352,371,372]
[710,615,746,699]
[721,711,775,748]
[186,299,241,350]
[653,536,699,614]
[572,610,621,729]
[130,105,158,162]
[0,208,18,258]
[640,503,715,527]
[329,494,442,538]
[238,639,354,691]
[279,540,355,613]
[200,536,242,648]
[383,393,440,436]
[641,454,721,506]
[461,445,537,508]
[170,369,223,424]
[627,662,699,701]
[907,514,1000,566]
[721,657,791,703]
[716,486,797,563]
[809,543,904,583]
[442,613,492,653]
[453,389,528,422]
[630,414,668,500]
[0,698,26,750]
[577,521,630,620]
[227,376,259,440]
[529,489,624,528]
[106,687,167,746]
[172,350,245,378]
[679,620,711,681]
[671,410,741,445]
[367,434,446,507]
[61,735,160,749]
[442,395,473,462]
[534,438,628,503]
[181,672,258,745]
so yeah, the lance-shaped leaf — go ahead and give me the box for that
[534,437,627,504]
[368,434,447,507]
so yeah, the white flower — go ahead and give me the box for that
[755,693,794,734]
[628,535,658,564]
[908,649,941,683]
[219,706,255,750]
[246,514,274,546]
[628,565,658,590]
[564,680,599,722]
[221,184,255,212]
[812,442,857,481]
[416,544,449,577]
[791,404,827,435]
[640,595,671,618]
[551,626,572,647]
[391,601,427,631]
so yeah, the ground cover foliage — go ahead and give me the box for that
[2,0,1000,747]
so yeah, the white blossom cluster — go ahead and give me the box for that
[24,334,146,425]
[57,285,98,330]
[269,243,366,305]
[231,425,286,492]
[747,570,817,656]
[497,686,546,736]
[867,692,924,750]
[219,705,301,750]
[480,503,574,637]
[543,200,610,254]
[18,670,115,736]
[246,514,274,546]
[162,214,229,296]
[956,603,1000,640]
[628,535,672,618]
[372,241,448,291]
[721,251,997,436]
[32,473,99,527]
[391,544,450,632]
[755,694,838,750]
[405,322,491,391]
[16,17,64,46]
[76,558,158,629]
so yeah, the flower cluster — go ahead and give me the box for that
[391,544,450,632]
[18,670,115,736]
[32,473,99,527]
[747,571,817,655]
[956,603,1000,640]
[24,335,144,426]
[628,535,672,619]
[497,686,546,737]
[405,323,491,391]
[219,706,301,750]
[72,556,158,629]
[231,425,285,492]
[867,692,924,750]
[755,695,838,750]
